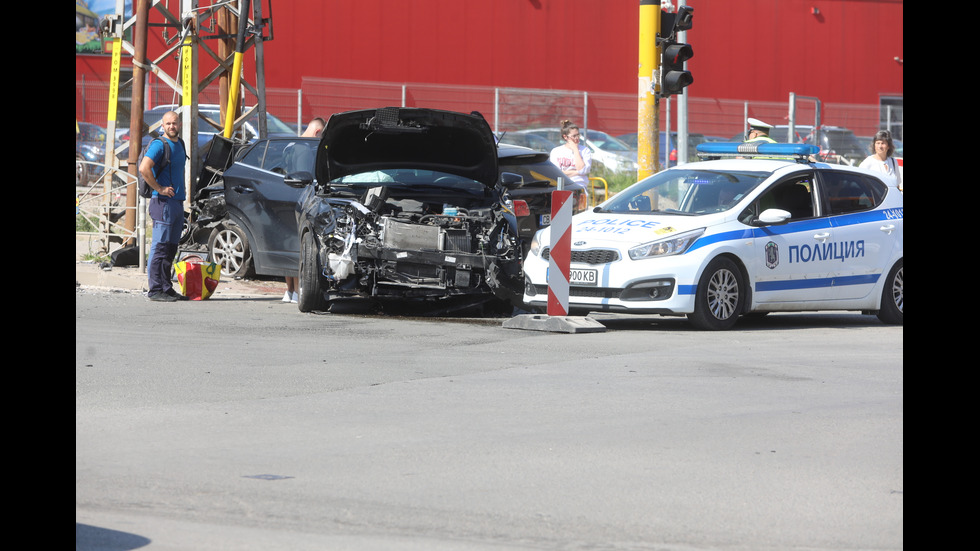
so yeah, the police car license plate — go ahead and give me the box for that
[570,268,598,286]
[540,214,551,225]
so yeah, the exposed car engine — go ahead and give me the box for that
[311,185,525,306]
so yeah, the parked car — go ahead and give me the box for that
[76,121,108,186]
[581,129,639,173]
[495,130,556,153]
[296,107,555,314]
[522,142,903,330]
[617,131,707,167]
[115,105,299,186]
[143,104,297,143]
[732,125,866,165]
[501,128,638,174]
[184,117,564,297]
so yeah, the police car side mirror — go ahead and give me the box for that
[755,208,792,225]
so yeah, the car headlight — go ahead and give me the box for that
[628,228,705,260]
[529,230,543,256]
[79,144,104,161]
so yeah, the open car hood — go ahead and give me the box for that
[316,107,499,188]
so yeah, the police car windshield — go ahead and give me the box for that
[601,169,770,215]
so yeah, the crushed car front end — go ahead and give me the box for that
[297,107,545,313]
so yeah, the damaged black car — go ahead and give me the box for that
[296,107,553,314]
[183,136,320,278]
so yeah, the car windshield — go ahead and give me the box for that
[329,169,486,192]
[584,130,632,152]
[77,123,106,142]
[599,168,770,215]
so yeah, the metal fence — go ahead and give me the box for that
[77,76,902,143]
[76,76,901,257]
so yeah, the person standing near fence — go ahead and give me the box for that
[549,120,592,188]
[141,111,188,302]
[859,130,902,190]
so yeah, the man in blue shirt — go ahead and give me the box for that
[140,111,188,302]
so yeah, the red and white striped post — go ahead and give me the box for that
[547,188,573,316]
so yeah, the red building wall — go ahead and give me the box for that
[77,0,903,114]
[264,0,901,104]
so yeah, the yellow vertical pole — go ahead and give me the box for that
[638,0,661,180]
[103,35,124,243]
[181,25,196,205]
[223,51,244,139]
[224,0,252,139]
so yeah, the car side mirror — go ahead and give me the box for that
[754,208,792,225]
[284,171,314,187]
[628,195,652,211]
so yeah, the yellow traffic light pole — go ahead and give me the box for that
[638,0,661,180]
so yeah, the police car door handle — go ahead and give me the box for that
[813,231,831,243]
[232,185,253,194]
[880,224,896,235]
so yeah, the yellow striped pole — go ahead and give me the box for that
[638,0,661,179]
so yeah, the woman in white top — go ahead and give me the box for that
[859,130,902,191]
[549,120,593,188]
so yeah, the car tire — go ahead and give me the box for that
[208,224,253,279]
[298,231,328,313]
[876,259,903,325]
[688,256,745,331]
[76,155,87,187]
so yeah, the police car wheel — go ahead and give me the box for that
[876,259,903,325]
[298,230,328,313]
[208,224,253,279]
[689,257,745,331]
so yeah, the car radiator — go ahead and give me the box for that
[381,217,444,251]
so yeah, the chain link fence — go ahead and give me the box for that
[77,76,901,256]
[78,76,901,143]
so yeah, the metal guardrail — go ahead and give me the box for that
[588,176,610,208]
[75,161,146,269]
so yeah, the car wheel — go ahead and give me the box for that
[76,155,87,187]
[688,256,745,331]
[876,259,903,325]
[179,212,194,245]
[298,231,328,313]
[208,224,253,279]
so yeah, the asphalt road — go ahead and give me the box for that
[76,289,903,551]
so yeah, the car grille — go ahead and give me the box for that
[541,248,620,265]
[529,284,621,299]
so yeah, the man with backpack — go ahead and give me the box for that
[140,111,188,302]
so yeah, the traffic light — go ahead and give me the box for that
[659,6,694,98]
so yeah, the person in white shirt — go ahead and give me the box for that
[859,130,902,191]
[549,120,592,188]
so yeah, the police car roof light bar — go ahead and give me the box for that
[695,142,820,162]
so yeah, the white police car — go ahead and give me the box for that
[522,143,904,330]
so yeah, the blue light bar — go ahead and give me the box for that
[696,142,820,158]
